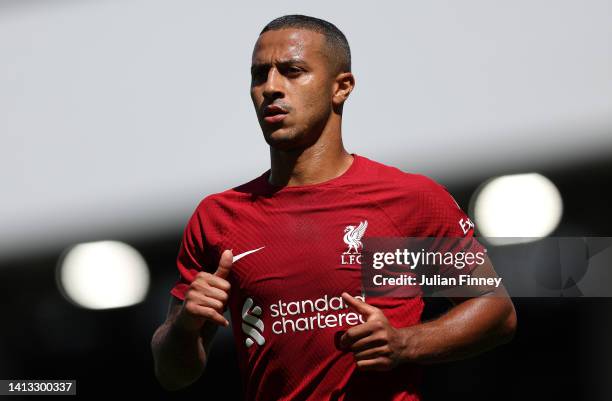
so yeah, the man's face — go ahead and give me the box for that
[250,29,335,150]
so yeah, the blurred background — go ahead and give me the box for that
[1,0,611,399]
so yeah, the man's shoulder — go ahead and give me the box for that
[367,156,462,212]
[357,154,444,194]
[191,172,268,212]
[360,156,468,233]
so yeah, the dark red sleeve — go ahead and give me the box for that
[170,204,210,301]
[417,182,486,276]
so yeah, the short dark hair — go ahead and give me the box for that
[260,14,351,75]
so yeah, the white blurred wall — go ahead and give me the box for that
[1,0,611,260]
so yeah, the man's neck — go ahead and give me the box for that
[268,142,353,187]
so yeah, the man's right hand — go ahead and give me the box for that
[175,249,234,332]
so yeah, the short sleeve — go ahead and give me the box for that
[417,182,486,276]
[170,204,210,301]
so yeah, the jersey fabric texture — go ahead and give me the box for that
[170,153,485,401]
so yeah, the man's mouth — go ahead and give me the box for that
[264,113,288,123]
[263,105,289,123]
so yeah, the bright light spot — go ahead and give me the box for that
[57,240,150,310]
[472,173,563,245]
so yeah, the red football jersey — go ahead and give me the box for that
[170,153,483,401]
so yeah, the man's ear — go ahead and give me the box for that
[332,72,355,109]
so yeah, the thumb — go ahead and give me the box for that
[214,249,234,279]
[341,292,377,319]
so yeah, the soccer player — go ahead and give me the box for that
[151,14,517,401]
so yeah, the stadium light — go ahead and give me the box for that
[57,240,150,310]
[471,173,563,245]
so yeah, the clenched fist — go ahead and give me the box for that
[176,249,234,332]
[339,292,408,371]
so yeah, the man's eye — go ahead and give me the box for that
[287,67,302,74]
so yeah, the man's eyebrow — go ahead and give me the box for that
[251,58,308,71]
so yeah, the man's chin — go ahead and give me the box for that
[264,130,304,151]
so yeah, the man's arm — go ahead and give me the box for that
[150,296,218,390]
[340,255,517,370]
[400,255,517,364]
[151,249,234,390]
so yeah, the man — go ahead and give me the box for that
[151,14,516,401]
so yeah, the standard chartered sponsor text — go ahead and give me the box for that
[269,294,365,334]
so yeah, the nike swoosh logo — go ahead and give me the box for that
[233,246,265,263]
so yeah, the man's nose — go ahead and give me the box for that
[262,68,284,98]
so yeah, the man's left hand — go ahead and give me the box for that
[339,292,409,371]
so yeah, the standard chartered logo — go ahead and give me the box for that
[241,294,366,348]
[242,297,265,348]
[269,294,365,334]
